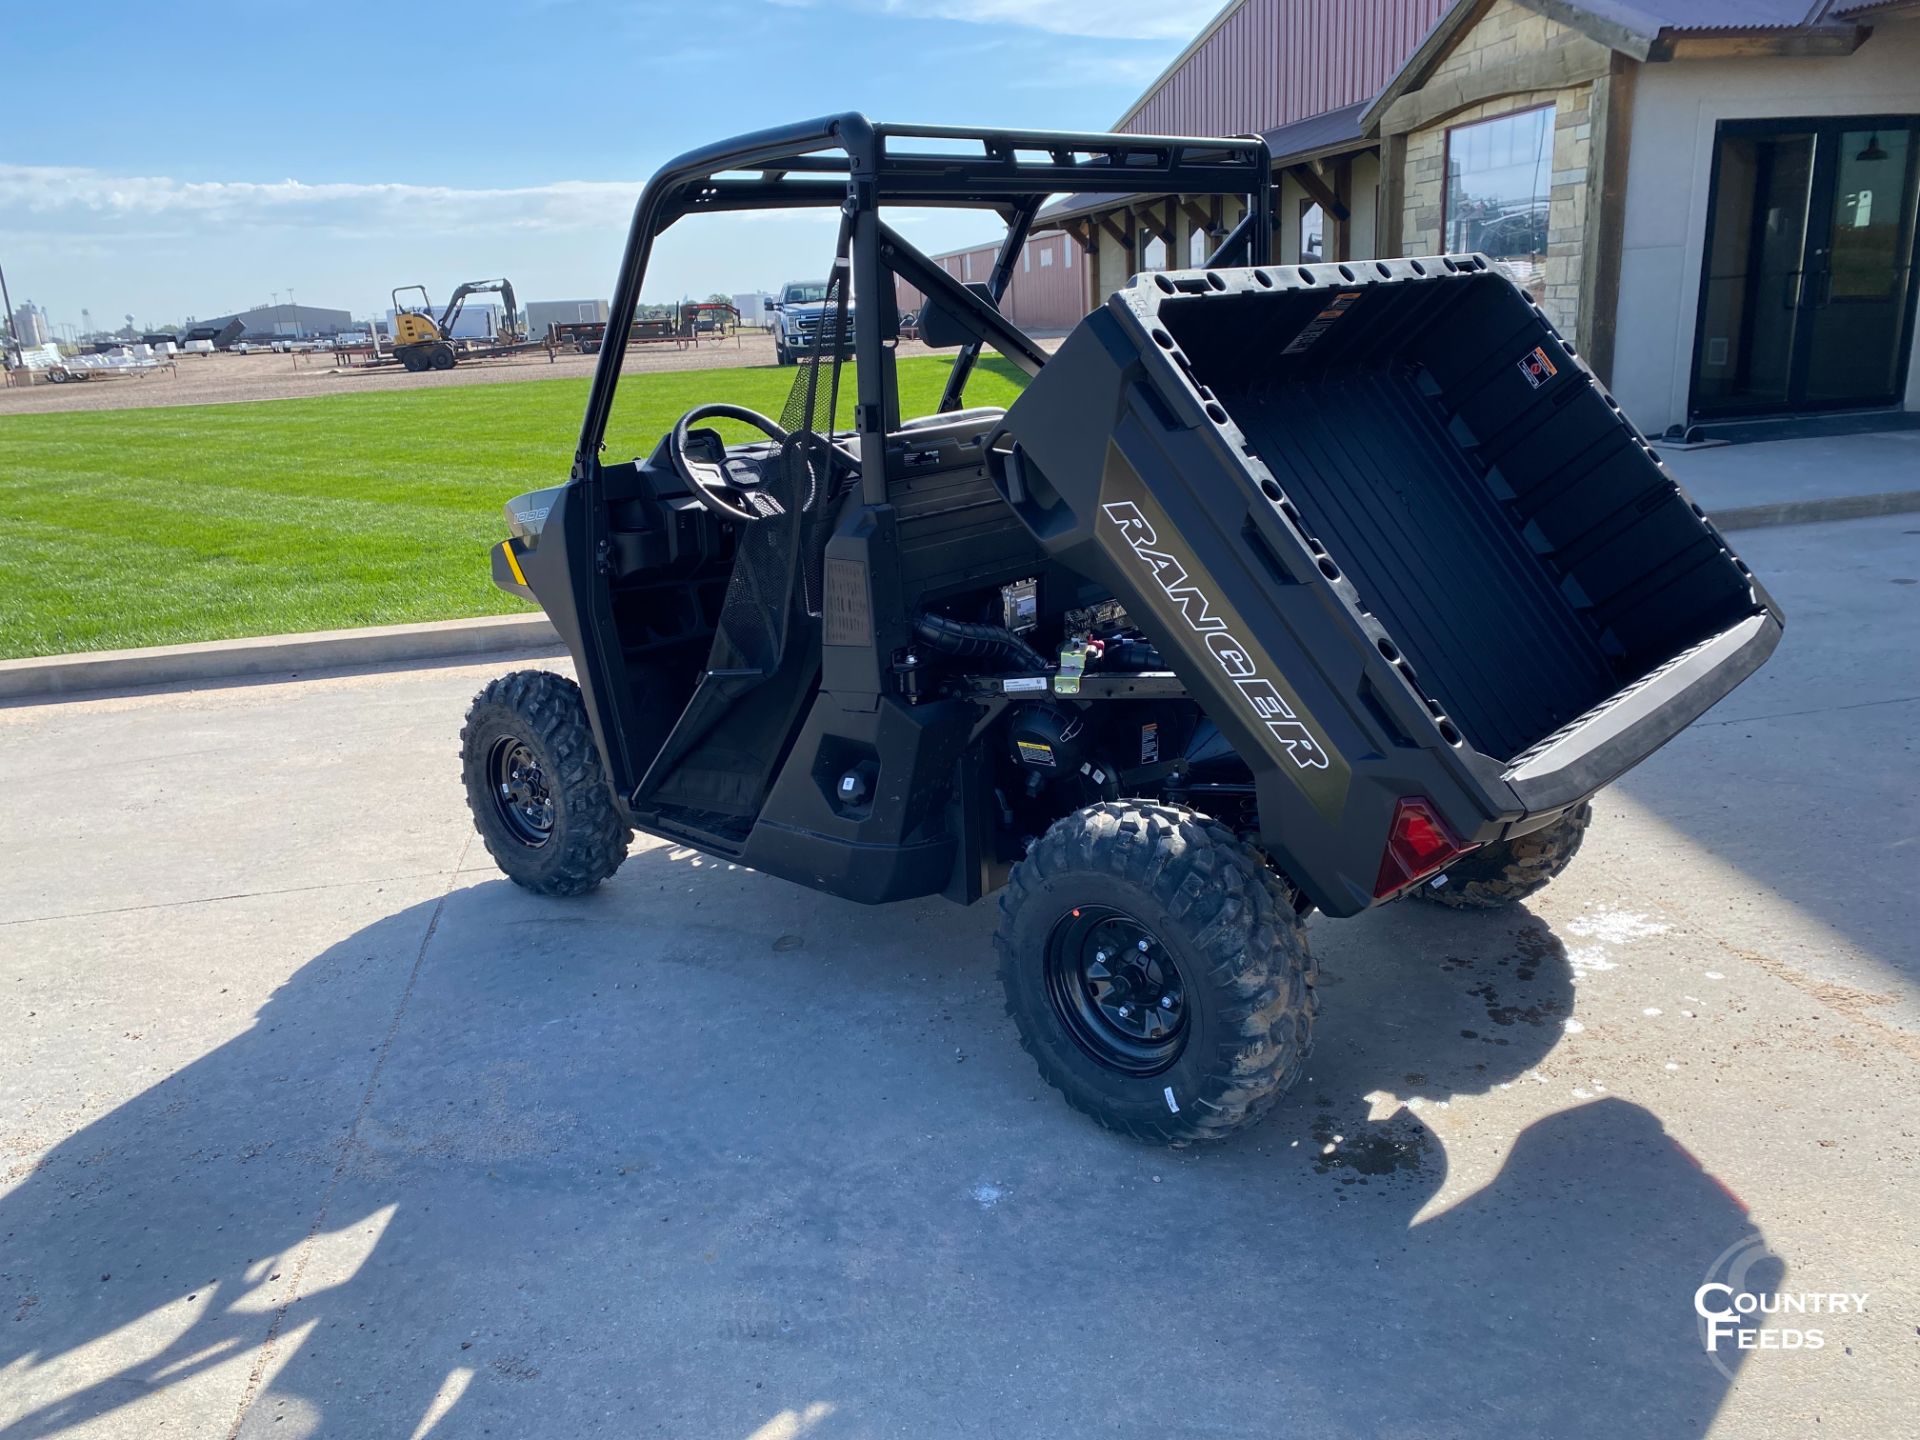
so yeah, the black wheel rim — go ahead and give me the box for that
[1043,906,1189,1076]
[488,736,554,848]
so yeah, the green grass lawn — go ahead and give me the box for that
[0,355,1027,659]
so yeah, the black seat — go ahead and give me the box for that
[884,408,1041,605]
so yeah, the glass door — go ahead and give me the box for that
[1692,116,1920,417]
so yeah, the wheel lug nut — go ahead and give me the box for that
[1137,939,1150,952]
[1160,995,1175,1009]
[1117,1004,1131,1018]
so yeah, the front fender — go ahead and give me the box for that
[490,539,536,603]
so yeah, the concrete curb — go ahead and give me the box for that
[3,491,1913,704]
[1707,489,1920,533]
[0,613,559,703]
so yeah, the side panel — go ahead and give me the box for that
[507,483,645,800]
[738,692,979,905]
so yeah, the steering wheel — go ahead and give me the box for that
[667,403,791,524]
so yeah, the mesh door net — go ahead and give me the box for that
[784,239,855,620]
[710,224,853,681]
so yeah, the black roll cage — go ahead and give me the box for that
[575,113,1276,507]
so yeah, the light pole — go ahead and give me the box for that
[288,285,300,339]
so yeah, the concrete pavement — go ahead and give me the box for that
[0,516,1915,1439]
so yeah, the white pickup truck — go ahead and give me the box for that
[767,279,852,366]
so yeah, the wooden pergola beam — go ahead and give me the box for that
[1135,200,1175,247]
[1328,156,1352,261]
[1286,163,1350,223]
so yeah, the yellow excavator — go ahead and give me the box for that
[388,278,522,371]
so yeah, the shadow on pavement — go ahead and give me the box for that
[1611,519,1919,985]
[0,849,1778,1438]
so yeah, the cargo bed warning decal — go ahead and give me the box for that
[1282,292,1362,356]
[1102,500,1331,773]
[1518,345,1558,389]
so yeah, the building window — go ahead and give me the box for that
[1444,104,1555,300]
[1040,246,1053,267]
[1141,230,1168,270]
[1064,243,1073,270]
[963,253,974,281]
[1300,202,1325,262]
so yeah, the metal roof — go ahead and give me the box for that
[1490,0,1895,38]
[1034,0,1908,232]
[1034,190,1138,229]
[1364,0,1897,135]
[1115,0,1450,140]
[1262,101,1372,166]
[1032,99,1378,229]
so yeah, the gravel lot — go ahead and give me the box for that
[0,334,989,416]
[1,516,1914,1439]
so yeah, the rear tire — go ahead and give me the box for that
[995,802,1316,1145]
[430,343,456,370]
[400,349,427,372]
[461,670,631,897]
[1409,800,1592,910]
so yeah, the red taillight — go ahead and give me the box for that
[1373,797,1477,900]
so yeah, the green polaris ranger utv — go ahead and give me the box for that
[460,116,1782,1143]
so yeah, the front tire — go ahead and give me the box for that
[461,670,631,896]
[995,803,1316,1145]
[1409,800,1592,910]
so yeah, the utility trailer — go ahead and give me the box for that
[550,303,744,354]
[548,320,608,354]
[457,116,1782,1144]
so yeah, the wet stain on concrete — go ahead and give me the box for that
[1310,1111,1434,1186]
[1467,979,1562,1032]
[1445,922,1569,1034]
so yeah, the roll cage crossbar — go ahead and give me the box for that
[577,114,1276,504]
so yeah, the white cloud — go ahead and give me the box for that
[0,164,641,235]
[0,160,988,324]
[769,0,1224,42]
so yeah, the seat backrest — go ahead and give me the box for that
[884,408,1042,605]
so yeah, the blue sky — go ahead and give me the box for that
[3,0,1220,331]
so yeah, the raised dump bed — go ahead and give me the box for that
[990,256,1782,908]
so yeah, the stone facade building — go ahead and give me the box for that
[1030,0,1919,437]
